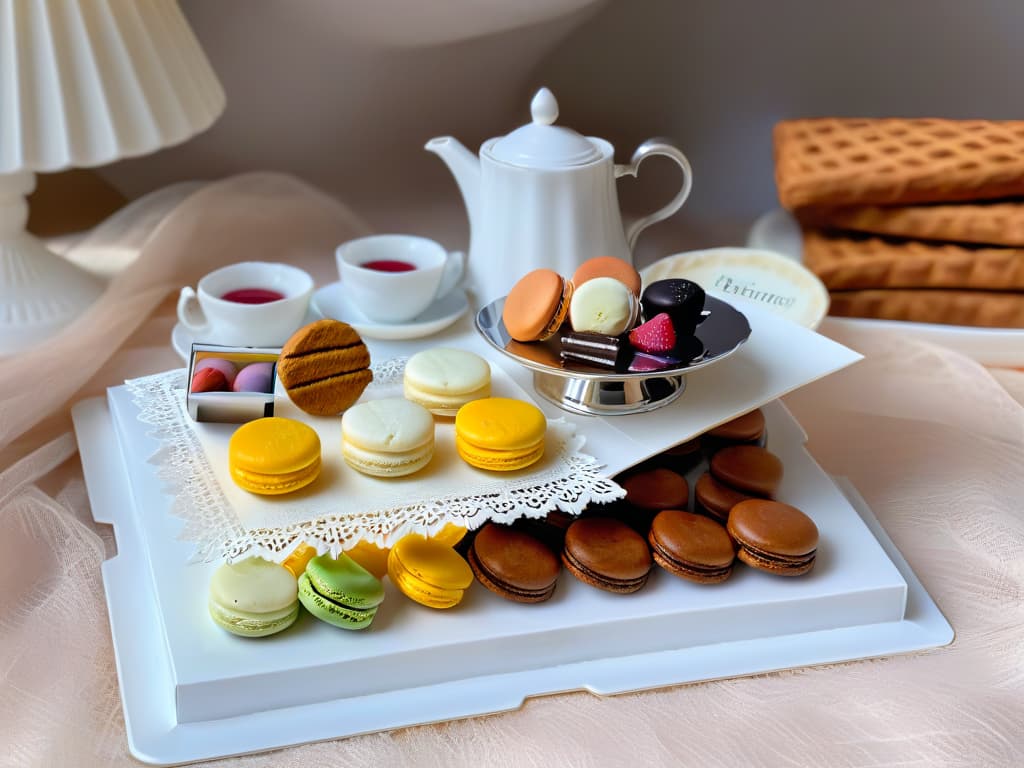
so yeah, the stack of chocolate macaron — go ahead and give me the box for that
[501,256,707,372]
[550,407,820,591]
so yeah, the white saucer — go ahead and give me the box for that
[171,323,195,361]
[311,282,469,340]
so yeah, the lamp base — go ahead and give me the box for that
[0,172,105,356]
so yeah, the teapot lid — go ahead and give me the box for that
[489,88,603,167]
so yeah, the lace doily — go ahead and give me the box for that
[128,364,624,563]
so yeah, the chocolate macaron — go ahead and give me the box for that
[277,319,372,416]
[622,467,689,510]
[502,268,573,342]
[646,437,702,474]
[704,408,766,454]
[710,445,784,497]
[694,472,757,524]
[649,510,736,584]
[607,467,690,534]
[468,523,560,603]
[728,499,819,576]
[562,517,652,594]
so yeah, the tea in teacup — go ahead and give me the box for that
[221,287,286,304]
[361,260,416,273]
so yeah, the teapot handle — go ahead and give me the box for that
[615,138,693,255]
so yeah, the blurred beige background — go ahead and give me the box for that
[94,0,1024,265]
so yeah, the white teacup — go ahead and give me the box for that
[336,235,464,323]
[177,261,314,347]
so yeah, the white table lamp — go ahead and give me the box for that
[0,0,225,355]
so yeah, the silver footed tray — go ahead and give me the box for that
[475,295,751,416]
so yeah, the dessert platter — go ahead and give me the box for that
[72,297,952,764]
[72,90,954,765]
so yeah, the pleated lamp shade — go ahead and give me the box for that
[0,0,226,354]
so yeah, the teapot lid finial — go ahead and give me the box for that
[488,87,602,168]
[531,88,558,126]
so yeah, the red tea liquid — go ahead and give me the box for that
[361,260,416,272]
[221,288,285,304]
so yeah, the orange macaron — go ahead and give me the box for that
[572,256,642,298]
[502,269,573,342]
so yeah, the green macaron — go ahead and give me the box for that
[208,557,300,638]
[297,553,385,630]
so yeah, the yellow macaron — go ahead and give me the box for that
[229,417,322,495]
[430,522,467,547]
[454,397,546,471]
[344,539,390,579]
[281,542,318,578]
[387,534,473,609]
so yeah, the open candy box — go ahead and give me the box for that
[72,297,952,765]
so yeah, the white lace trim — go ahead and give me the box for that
[127,365,624,563]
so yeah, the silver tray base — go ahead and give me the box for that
[532,370,686,415]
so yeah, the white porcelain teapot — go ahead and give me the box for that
[426,87,693,305]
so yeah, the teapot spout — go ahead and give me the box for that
[425,136,481,236]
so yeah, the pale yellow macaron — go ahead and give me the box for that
[454,397,546,471]
[208,557,300,637]
[403,347,491,416]
[228,417,322,495]
[341,398,435,477]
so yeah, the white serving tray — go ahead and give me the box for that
[73,391,952,766]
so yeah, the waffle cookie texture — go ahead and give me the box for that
[802,230,1024,291]
[828,289,1024,327]
[799,201,1024,247]
[774,117,1024,209]
[775,117,1024,327]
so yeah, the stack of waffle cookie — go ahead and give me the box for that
[774,117,1024,327]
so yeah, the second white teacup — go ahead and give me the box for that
[336,235,464,324]
[177,261,314,347]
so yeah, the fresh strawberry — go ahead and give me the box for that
[628,312,676,353]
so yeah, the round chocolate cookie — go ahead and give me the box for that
[277,319,372,416]
[728,499,819,576]
[562,517,652,594]
[640,278,706,337]
[710,445,784,497]
[649,510,736,584]
[468,523,560,603]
